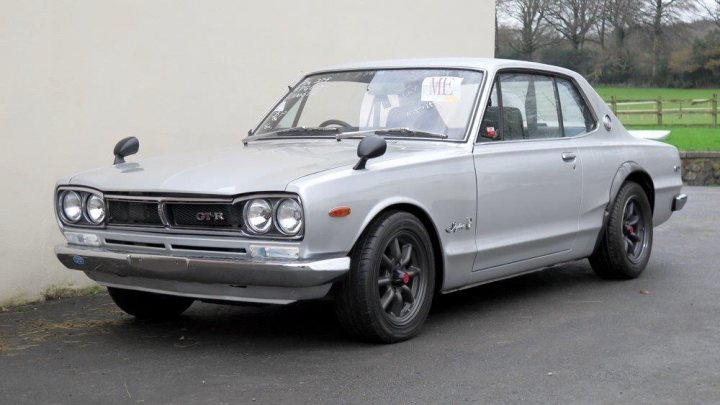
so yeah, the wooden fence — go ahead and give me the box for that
[606,94,719,127]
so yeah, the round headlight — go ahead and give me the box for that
[86,194,105,224]
[276,199,303,235]
[244,199,273,234]
[61,191,82,223]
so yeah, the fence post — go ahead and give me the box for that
[713,94,718,128]
[610,96,617,115]
[678,99,683,120]
[657,97,663,126]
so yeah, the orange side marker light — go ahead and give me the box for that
[329,206,351,218]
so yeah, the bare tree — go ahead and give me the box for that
[700,0,720,28]
[543,0,603,50]
[605,0,642,50]
[496,0,507,56]
[639,0,698,82]
[501,0,551,59]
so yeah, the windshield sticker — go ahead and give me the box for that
[288,77,332,100]
[421,77,463,103]
[273,101,286,112]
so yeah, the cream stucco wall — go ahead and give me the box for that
[0,0,495,305]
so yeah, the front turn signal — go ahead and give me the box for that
[329,206,351,218]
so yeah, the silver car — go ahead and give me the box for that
[54,58,687,342]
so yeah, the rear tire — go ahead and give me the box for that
[108,287,194,319]
[335,211,435,343]
[590,181,653,279]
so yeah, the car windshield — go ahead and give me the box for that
[253,69,485,141]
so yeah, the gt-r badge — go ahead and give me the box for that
[196,212,225,221]
[445,218,472,233]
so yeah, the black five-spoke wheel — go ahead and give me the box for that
[335,211,435,342]
[590,181,653,279]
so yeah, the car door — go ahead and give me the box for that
[471,72,583,275]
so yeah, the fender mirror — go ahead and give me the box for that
[353,135,387,170]
[113,136,139,164]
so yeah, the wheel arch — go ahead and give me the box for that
[608,162,655,213]
[350,202,445,292]
[593,162,655,252]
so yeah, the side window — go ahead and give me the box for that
[478,73,563,142]
[500,74,561,140]
[557,78,595,136]
[532,78,562,139]
[478,73,592,142]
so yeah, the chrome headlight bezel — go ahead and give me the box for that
[56,187,106,228]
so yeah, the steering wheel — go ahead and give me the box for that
[319,119,352,128]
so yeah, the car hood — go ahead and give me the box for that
[69,141,364,195]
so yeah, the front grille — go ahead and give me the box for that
[107,201,163,226]
[105,198,244,232]
[166,203,244,229]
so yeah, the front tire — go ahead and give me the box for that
[335,211,435,343]
[590,181,653,279]
[108,287,194,319]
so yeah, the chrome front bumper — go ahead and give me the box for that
[55,245,350,304]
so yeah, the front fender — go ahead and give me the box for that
[286,151,478,290]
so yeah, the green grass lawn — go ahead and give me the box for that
[593,87,719,148]
[595,87,720,100]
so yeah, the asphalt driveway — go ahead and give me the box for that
[0,187,717,404]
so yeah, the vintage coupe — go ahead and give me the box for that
[54,59,686,342]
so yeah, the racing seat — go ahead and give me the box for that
[502,107,525,140]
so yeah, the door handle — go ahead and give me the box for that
[561,152,576,162]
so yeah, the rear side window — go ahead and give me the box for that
[557,78,596,136]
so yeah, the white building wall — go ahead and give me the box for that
[0,0,495,305]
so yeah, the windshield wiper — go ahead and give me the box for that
[374,128,448,139]
[274,127,341,135]
[244,127,340,144]
[335,128,449,141]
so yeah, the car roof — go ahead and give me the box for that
[316,58,580,78]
